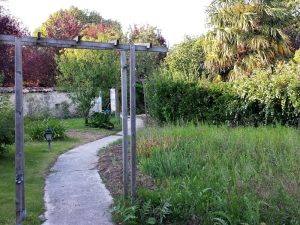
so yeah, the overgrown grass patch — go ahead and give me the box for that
[114,125,300,225]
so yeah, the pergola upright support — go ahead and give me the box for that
[121,51,129,197]
[14,37,26,225]
[130,45,137,200]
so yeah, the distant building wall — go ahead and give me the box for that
[0,87,78,118]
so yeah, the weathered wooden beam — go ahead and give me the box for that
[0,34,16,45]
[15,37,25,225]
[130,45,137,200]
[109,39,120,46]
[121,51,129,197]
[135,42,152,49]
[0,35,168,53]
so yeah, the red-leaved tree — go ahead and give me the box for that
[0,12,27,86]
[0,10,57,87]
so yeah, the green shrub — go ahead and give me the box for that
[145,75,236,125]
[146,64,300,126]
[0,95,14,154]
[26,118,66,141]
[88,112,114,129]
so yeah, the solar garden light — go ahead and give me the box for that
[44,128,53,150]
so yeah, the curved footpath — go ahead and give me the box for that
[42,118,144,225]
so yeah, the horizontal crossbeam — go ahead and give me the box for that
[0,35,168,53]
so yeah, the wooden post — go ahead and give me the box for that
[130,45,137,200]
[15,37,25,225]
[141,79,148,125]
[121,51,129,197]
[115,86,121,125]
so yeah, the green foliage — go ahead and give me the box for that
[204,0,293,79]
[284,0,300,50]
[57,32,120,124]
[130,125,300,224]
[112,197,172,225]
[128,25,167,80]
[295,49,300,63]
[88,112,114,129]
[146,59,300,126]
[165,36,209,81]
[0,95,14,154]
[231,64,300,126]
[145,73,235,124]
[26,118,66,141]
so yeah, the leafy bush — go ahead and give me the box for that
[0,95,14,154]
[88,112,114,129]
[26,118,66,141]
[146,62,300,126]
[164,36,209,81]
[145,75,236,125]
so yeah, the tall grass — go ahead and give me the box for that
[131,125,300,224]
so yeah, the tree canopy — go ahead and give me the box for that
[57,26,121,124]
[164,36,208,81]
[36,6,121,39]
[204,0,293,79]
[128,25,167,80]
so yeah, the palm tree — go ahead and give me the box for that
[204,0,293,80]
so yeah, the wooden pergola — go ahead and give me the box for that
[0,34,167,225]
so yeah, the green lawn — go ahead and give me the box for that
[0,116,120,225]
[0,139,81,225]
[114,125,300,225]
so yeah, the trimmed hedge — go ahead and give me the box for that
[146,64,300,126]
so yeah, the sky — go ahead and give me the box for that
[4,0,213,46]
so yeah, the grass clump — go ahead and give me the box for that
[113,125,300,225]
[26,118,66,141]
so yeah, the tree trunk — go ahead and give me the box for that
[115,86,121,125]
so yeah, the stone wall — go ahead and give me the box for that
[0,87,78,118]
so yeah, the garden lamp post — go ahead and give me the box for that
[44,128,53,150]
